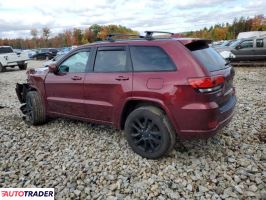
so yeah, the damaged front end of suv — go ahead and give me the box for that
[15,82,30,115]
[15,67,49,122]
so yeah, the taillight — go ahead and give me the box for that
[188,76,225,93]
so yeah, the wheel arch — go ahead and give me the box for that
[16,83,41,103]
[118,98,179,133]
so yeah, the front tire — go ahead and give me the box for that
[19,63,27,70]
[125,106,176,159]
[25,91,46,125]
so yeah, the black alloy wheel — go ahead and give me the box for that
[125,106,176,159]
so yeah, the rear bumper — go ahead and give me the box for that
[179,109,235,140]
[176,95,236,140]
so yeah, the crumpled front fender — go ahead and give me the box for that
[15,83,30,103]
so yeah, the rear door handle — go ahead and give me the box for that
[115,76,129,81]
[71,76,82,80]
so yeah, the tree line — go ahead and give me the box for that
[0,15,265,49]
[0,24,138,49]
[185,15,266,40]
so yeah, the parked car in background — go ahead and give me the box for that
[215,40,235,48]
[13,49,22,54]
[57,47,71,56]
[31,48,58,60]
[211,40,224,47]
[16,31,236,159]
[42,54,66,67]
[23,49,37,59]
[215,37,266,61]
[231,37,266,61]
[0,46,29,72]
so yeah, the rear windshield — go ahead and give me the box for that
[0,47,13,54]
[186,41,226,71]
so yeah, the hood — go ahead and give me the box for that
[27,67,49,76]
[26,67,49,86]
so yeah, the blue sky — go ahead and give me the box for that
[0,0,265,38]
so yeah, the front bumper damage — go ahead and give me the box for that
[15,83,29,114]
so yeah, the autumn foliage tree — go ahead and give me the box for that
[1,15,265,49]
[186,15,266,40]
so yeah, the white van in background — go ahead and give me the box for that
[237,31,266,39]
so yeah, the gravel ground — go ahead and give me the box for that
[0,61,265,199]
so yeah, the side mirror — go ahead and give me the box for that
[48,64,57,73]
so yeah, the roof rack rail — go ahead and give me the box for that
[144,31,174,40]
[105,31,175,42]
[106,34,141,42]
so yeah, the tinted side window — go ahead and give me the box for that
[130,46,175,72]
[0,47,13,54]
[240,40,253,49]
[256,39,264,48]
[94,49,127,72]
[59,51,90,73]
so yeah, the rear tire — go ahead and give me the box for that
[125,106,176,159]
[19,63,27,70]
[0,63,6,72]
[25,91,46,125]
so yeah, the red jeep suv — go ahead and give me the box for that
[16,31,236,159]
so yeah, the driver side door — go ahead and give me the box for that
[45,49,91,117]
[232,40,254,61]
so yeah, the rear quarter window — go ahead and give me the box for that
[130,46,176,72]
[186,42,227,72]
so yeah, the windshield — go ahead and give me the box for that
[0,47,13,54]
[229,40,241,47]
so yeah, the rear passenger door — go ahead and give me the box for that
[84,46,132,123]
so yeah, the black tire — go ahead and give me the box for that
[0,63,6,72]
[25,91,46,125]
[125,106,176,159]
[18,63,27,70]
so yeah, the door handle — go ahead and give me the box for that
[115,76,129,81]
[71,76,82,80]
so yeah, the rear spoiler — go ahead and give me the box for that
[178,38,212,46]
[178,39,213,51]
